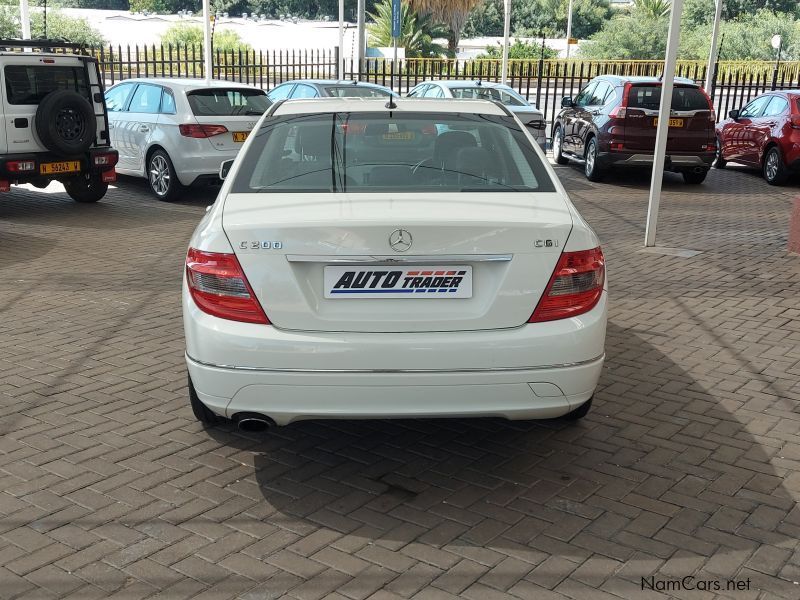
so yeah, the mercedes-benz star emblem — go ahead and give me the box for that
[389,229,412,252]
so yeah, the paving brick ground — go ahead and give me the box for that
[1,163,799,600]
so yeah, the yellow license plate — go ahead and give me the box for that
[232,132,249,143]
[653,118,684,127]
[382,131,414,140]
[40,161,81,175]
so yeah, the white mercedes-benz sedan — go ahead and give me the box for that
[182,97,607,431]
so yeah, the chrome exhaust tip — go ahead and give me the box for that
[235,413,274,432]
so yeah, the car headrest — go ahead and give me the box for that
[296,124,333,159]
[433,131,477,166]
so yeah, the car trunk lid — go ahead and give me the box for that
[186,87,270,151]
[223,192,573,333]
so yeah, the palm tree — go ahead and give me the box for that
[633,0,672,18]
[368,0,450,58]
[409,0,484,54]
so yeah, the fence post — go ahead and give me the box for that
[335,46,340,79]
[535,46,544,109]
[710,59,719,102]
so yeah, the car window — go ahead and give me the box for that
[591,82,612,106]
[407,85,427,97]
[105,83,134,112]
[267,84,294,101]
[739,96,771,118]
[290,84,319,99]
[325,85,392,98]
[574,81,598,107]
[603,85,617,105]
[762,96,789,117]
[627,85,710,111]
[128,83,162,114]
[499,90,526,107]
[232,112,555,194]
[187,88,270,116]
[451,87,499,101]
[160,89,176,115]
[4,65,89,105]
[423,85,444,98]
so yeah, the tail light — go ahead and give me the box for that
[179,124,229,138]
[0,180,9,192]
[527,120,546,130]
[186,248,269,324]
[608,106,626,119]
[6,160,35,172]
[529,247,605,323]
[791,115,800,129]
[93,151,118,167]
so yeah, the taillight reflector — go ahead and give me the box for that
[186,248,269,324]
[6,160,35,172]
[529,247,605,323]
[791,115,800,130]
[179,124,229,138]
[608,106,627,119]
[93,152,118,167]
[0,180,9,192]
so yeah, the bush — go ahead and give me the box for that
[160,23,253,53]
[477,39,558,60]
[0,6,105,45]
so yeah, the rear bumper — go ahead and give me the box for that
[599,151,715,170]
[0,148,118,183]
[183,287,607,424]
[169,144,239,187]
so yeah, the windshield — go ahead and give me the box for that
[231,112,554,194]
[187,88,270,116]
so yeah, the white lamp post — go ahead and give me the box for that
[501,0,511,85]
[20,0,31,40]
[704,0,723,92]
[202,0,213,83]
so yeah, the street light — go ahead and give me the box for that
[565,0,574,59]
[771,34,783,90]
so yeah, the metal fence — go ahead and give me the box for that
[87,44,799,129]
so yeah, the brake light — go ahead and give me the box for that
[608,106,626,119]
[186,248,269,324]
[6,160,35,172]
[529,247,605,322]
[791,115,800,130]
[93,151,118,167]
[699,88,716,123]
[0,180,9,192]
[101,169,117,183]
[179,124,229,138]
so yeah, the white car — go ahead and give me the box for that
[183,98,607,431]
[105,78,270,200]
[408,80,547,148]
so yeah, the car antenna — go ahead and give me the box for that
[476,79,482,86]
[657,72,664,82]
[385,96,397,109]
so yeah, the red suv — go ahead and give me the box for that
[552,76,716,184]
[715,91,800,185]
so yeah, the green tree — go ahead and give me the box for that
[410,0,483,53]
[719,9,799,60]
[463,0,503,38]
[160,23,252,52]
[367,0,449,57]
[477,39,558,59]
[579,12,668,58]
[0,5,105,45]
[632,0,670,18]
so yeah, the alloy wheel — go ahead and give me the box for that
[765,150,779,182]
[554,130,562,157]
[585,142,596,176]
[149,154,170,196]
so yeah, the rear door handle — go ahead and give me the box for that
[139,126,150,132]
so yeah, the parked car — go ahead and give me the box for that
[105,78,271,201]
[267,79,397,102]
[552,76,717,184]
[0,40,118,202]
[715,90,800,185]
[407,80,546,148]
[183,97,607,431]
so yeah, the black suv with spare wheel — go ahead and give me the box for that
[0,40,118,202]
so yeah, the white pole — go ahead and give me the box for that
[202,0,213,84]
[644,0,685,247]
[357,0,366,71]
[20,0,31,40]
[565,0,574,59]
[501,0,511,85]
[338,0,345,79]
[704,0,723,92]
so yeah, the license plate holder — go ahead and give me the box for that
[232,132,249,143]
[653,118,684,127]
[324,265,473,299]
[40,160,81,175]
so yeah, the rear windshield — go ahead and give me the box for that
[325,86,393,98]
[231,112,555,194]
[628,85,710,111]
[4,65,89,105]
[187,88,270,116]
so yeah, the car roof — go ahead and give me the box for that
[272,97,509,116]
[414,80,514,90]
[594,75,698,86]
[276,79,391,89]
[111,78,264,92]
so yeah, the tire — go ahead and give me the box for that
[682,169,708,185]
[564,396,592,421]
[584,138,605,182]
[35,90,96,156]
[763,146,789,186]
[714,136,727,169]
[63,175,108,203]
[147,149,185,201]
[552,126,568,165]
[189,375,222,426]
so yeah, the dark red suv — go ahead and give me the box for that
[552,76,717,184]
[715,90,800,185]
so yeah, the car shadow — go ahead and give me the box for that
[200,321,795,594]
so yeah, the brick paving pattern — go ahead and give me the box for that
[0,165,799,600]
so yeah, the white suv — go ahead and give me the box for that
[0,40,118,202]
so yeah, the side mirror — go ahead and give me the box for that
[561,97,573,108]
[219,159,234,180]
[728,109,739,120]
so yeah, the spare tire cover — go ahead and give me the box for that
[35,90,97,156]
